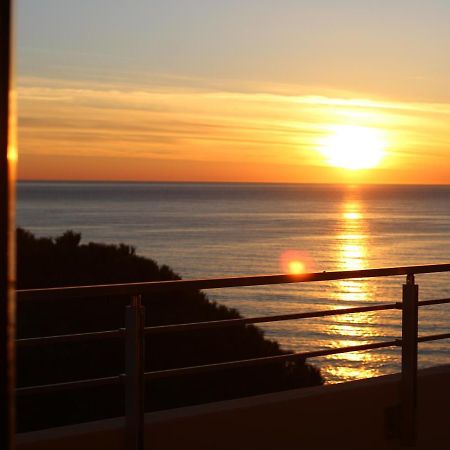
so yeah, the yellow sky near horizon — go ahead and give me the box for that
[17,1,450,184]
[18,75,450,184]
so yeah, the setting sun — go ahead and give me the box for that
[319,125,387,170]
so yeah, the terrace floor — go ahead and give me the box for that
[17,364,450,450]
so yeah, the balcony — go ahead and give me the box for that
[14,264,450,449]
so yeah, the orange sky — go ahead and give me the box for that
[17,76,450,184]
[17,1,450,184]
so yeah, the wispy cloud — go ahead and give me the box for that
[17,75,450,181]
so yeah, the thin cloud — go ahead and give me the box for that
[17,75,450,176]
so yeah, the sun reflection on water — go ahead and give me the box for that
[340,201,366,258]
[322,196,387,382]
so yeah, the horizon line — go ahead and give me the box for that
[16,179,450,187]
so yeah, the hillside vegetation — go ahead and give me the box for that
[17,228,323,431]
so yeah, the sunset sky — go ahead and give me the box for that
[17,0,450,184]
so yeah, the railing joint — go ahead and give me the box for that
[406,273,415,285]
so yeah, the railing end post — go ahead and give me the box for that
[125,294,145,450]
[400,273,418,446]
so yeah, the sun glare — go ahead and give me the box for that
[288,260,305,275]
[280,250,314,275]
[319,125,386,170]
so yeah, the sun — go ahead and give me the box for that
[319,125,387,170]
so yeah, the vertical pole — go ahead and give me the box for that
[125,295,145,450]
[0,1,16,450]
[401,273,418,446]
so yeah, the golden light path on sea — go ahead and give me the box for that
[323,197,386,381]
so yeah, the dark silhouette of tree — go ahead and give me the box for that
[16,228,323,431]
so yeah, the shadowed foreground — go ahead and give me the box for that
[16,229,322,432]
[17,365,450,450]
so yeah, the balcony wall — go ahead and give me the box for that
[17,364,450,450]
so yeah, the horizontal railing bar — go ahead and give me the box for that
[15,333,449,394]
[16,375,123,396]
[14,298,450,344]
[417,332,450,343]
[418,298,450,307]
[144,303,400,335]
[144,340,400,380]
[17,329,125,347]
[145,332,450,380]
[16,263,450,301]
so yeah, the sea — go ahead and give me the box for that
[16,182,450,383]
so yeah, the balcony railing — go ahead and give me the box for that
[16,263,450,449]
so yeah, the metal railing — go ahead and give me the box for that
[16,263,450,449]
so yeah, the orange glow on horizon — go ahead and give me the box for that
[17,76,450,184]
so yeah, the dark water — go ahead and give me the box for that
[17,182,450,383]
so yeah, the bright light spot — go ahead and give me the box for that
[319,125,387,170]
[288,260,305,274]
[337,233,365,240]
[7,145,18,163]
[280,250,315,274]
[343,212,361,220]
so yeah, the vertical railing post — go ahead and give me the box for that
[125,295,145,450]
[400,273,418,446]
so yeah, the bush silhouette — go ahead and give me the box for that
[17,228,323,431]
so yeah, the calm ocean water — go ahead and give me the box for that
[16,182,450,383]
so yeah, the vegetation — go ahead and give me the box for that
[17,228,323,431]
